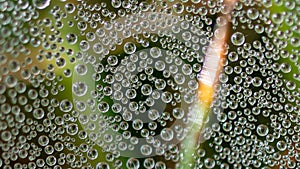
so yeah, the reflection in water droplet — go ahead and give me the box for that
[66,33,77,44]
[72,82,88,97]
[140,144,152,156]
[231,32,245,46]
[124,42,136,55]
[67,123,78,135]
[87,149,98,160]
[33,0,51,9]
[256,124,269,136]
[160,128,174,141]
[126,158,140,169]
[96,162,110,169]
[59,99,73,112]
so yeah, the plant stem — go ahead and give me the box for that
[179,0,238,168]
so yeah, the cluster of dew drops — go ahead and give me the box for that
[0,0,300,169]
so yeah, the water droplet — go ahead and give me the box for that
[33,108,44,119]
[56,58,66,67]
[1,131,12,142]
[72,82,88,97]
[144,158,155,168]
[246,8,259,20]
[161,91,172,103]
[126,158,140,169]
[172,108,184,119]
[67,123,78,135]
[141,144,152,156]
[256,124,269,136]
[33,0,51,9]
[204,158,215,169]
[277,140,287,151]
[281,63,291,73]
[5,75,18,88]
[124,42,136,55]
[160,128,174,141]
[8,60,20,72]
[141,84,152,96]
[64,3,75,13]
[148,109,160,121]
[231,32,245,46]
[38,135,49,146]
[96,162,110,169]
[252,77,262,87]
[155,161,166,169]
[132,119,143,130]
[66,34,77,44]
[59,99,73,112]
[87,149,98,160]
[111,0,122,8]
[173,3,184,14]
[150,47,162,58]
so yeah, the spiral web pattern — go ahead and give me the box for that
[0,0,299,169]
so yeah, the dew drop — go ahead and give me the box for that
[173,3,184,14]
[231,32,245,46]
[256,124,269,136]
[246,8,259,20]
[72,82,88,97]
[33,0,51,9]
[148,109,160,121]
[96,162,110,169]
[33,108,45,119]
[66,34,77,45]
[155,161,166,169]
[126,158,140,169]
[172,108,184,119]
[204,158,215,169]
[87,149,98,160]
[160,128,174,141]
[67,123,78,135]
[1,131,12,142]
[141,144,152,156]
[252,77,262,87]
[59,99,73,112]
[38,135,49,146]
[124,42,136,55]
[280,63,291,73]
[144,158,155,168]
[64,3,75,13]
[150,47,162,58]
